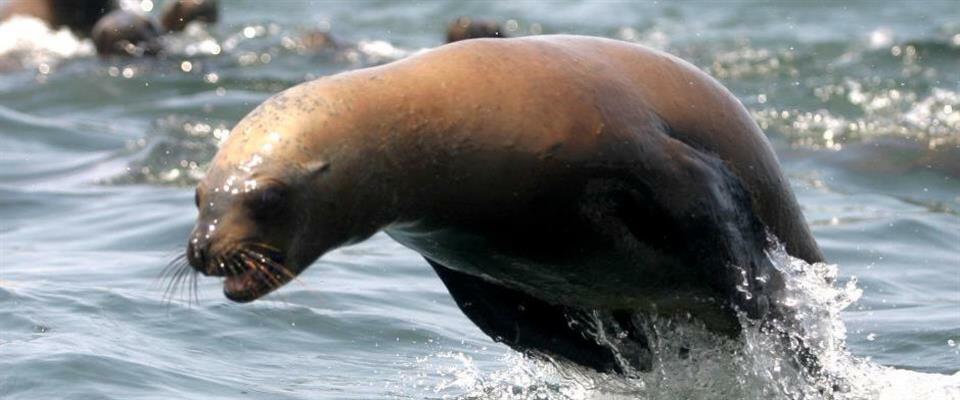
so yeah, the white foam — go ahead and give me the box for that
[0,16,94,68]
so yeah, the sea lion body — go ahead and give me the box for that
[187,35,823,372]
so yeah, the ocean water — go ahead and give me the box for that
[0,0,958,399]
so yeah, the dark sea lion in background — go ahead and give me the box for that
[91,10,162,57]
[446,16,508,43]
[93,0,219,58]
[159,0,219,33]
[183,35,825,374]
[0,0,116,36]
[301,30,343,52]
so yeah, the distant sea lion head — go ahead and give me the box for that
[160,0,219,32]
[301,30,341,52]
[91,10,161,56]
[187,82,392,302]
[446,16,507,43]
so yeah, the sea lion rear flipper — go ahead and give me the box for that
[425,258,634,373]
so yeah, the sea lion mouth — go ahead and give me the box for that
[217,243,297,303]
[166,242,297,303]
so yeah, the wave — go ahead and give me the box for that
[754,87,960,151]
[104,115,228,186]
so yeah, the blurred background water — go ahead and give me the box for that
[0,0,958,398]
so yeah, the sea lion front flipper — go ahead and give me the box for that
[425,258,639,373]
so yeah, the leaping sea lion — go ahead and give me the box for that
[182,35,825,374]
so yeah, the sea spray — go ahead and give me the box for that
[396,242,959,399]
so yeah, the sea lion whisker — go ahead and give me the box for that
[240,247,282,269]
[168,261,191,304]
[235,252,280,291]
[191,269,200,305]
[168,252,187,263]
[241,248,296,280]
[157,264,180,294]
[225,254,269,299]
[163,252,187,268]
[156,253,188,289]
[240,253,283,290]
[162,263,188,304]
[185,269,195,306]
[240,248,305,288]
[160,268,180,303]
[161,266,179,304]
[241,243,296,280]
[163,261,189,302]
[226,253,249,277]
[177,258,197,304]
[237,253,292,306]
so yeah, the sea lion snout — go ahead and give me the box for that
[185,221,235,277]
[185,234,209,274]
[184,214,298,301]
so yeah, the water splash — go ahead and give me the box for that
[397,244,960,399]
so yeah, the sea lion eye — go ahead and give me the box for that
[194,188,201,208]
[249,185,287,216]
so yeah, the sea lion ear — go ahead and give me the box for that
[303,160,330,178]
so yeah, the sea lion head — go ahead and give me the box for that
[160,0,219,33]
[91,10,162,57]
[301,30,341,52]
[446,16,507,43]
[186,83,393,302]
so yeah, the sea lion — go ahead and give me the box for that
[446,16,508,43]
[91,10,162,57]
[183,35,824,374]
[300,30,343,52]
[0,0,116,36]
[159,0,218,33]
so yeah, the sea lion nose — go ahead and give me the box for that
[186,236,210,274]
